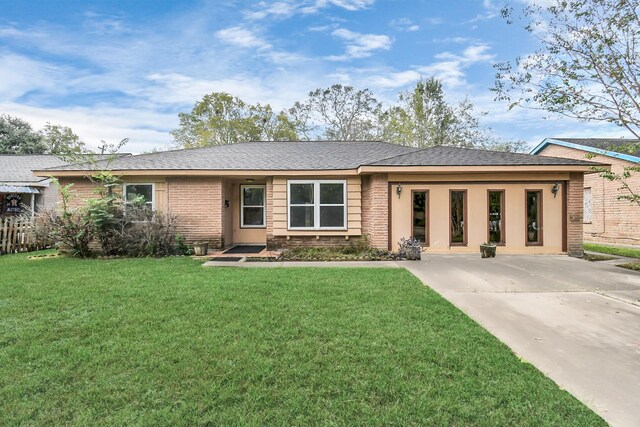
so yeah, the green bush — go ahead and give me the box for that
[36,174,187,258]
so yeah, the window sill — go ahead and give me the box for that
[240,226,266,229]
[288,228,348,231]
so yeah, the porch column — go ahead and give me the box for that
[567,172,584,257]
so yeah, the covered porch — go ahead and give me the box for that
[0,185,41,217]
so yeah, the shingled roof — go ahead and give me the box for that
[552,138,640,158]
[41,141,602,173]
[45,141,419,171]
[0,155,68,184]
[369,145,602,167]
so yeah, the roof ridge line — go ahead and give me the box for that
[362,145,431,166]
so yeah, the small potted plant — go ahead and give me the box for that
[192,241,209,256]
[480,242,497,258]
[398,237,422,261]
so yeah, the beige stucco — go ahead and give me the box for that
[390,178,567,253]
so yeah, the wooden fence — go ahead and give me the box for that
[0,217,43,255]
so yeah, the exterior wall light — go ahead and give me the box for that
[551,183,560,198]
[396,183,403,198]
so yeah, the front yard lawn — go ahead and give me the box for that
[584,242,640,259]
[0,252,603,425]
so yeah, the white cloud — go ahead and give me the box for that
[0,52,67,100]
[417,44,494,87]
[1,102,175,153]
[327,28,392,61]
[245,0,375,20]
[390,18,420,32]
[215,26,272,49]
[365,70,422,88]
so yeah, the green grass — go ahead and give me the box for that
[584,242,640,259]
[0,252,604,426]
[582,253,616,262]
[619,261,640,271]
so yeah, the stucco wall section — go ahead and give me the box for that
[390,179,567,254]
[167,176,223,248]
[361,174,389,249]
[539,144,640,245]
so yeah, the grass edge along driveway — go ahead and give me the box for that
[0,253,605,426]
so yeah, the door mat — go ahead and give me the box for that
[208,257,243,262]
[224,245,266,254]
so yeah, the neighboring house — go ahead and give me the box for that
[0,155,68,217]
[34,141,603,256]
[531,138,640,246]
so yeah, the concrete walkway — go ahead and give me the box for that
[403,255,640,427]
[202,259,401,268]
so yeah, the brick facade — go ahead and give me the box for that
[361,174,389,249]
[58,177,101,207]
[540,144,640,246]
[167,177,224,248]
[567,173,584,257]
[268,235,366,249]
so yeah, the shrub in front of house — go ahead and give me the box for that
[35,174,188,258]
[277,246,401,261]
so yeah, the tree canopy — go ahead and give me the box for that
[494,0,640,138]
[0,115,47,154]
[0,114,88,155]
[170,92,297,148]
[494,0,640,205]
[172,80,525,152]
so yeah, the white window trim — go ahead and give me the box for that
[240,184,266,228]
[123,183,155,211]
[287,180,347,231]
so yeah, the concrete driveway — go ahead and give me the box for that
[402,255,640,427]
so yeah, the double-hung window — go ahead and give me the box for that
[123,183,154,211]
[241,185,266,228]
[288,180,347,230]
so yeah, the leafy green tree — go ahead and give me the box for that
[289,84,383,141]
[495,0,640,138]
[495,0,640,204]
[382,78,527,151]
[41,123,88,155]
[0,114,47,154]
[171,92,297,148]
[381,78,458,147]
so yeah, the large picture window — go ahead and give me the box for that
[450,190,467,246]
[123,184,154,210]
[241,185,265,228]
[526,190,543,245]
[288,180,346,230]
[488,190,505,244]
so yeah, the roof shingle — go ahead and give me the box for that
[369,145,603,167]
[40,141,603,172]
[552,138,640,158]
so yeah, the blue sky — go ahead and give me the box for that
[0,0,626,153]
